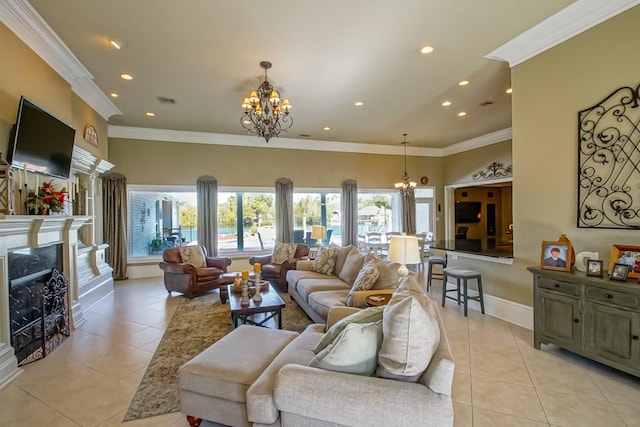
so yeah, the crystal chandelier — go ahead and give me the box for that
[394,133,417,195]
[241,61,292,143]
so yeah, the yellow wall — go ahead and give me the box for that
[511,4,640,305]
[0,22,108,182]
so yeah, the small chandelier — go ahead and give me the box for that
[394,133,417,195]
[241,61,292,143]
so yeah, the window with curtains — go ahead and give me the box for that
[217,191,276,252]
[293,191,341,246]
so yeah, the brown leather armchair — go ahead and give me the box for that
[159,245,232,298]
[249,244,309,292]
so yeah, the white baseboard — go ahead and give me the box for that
[0,343,21,390]
[460,288,533,330]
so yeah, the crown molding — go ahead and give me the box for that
[108,125,511,158]
[486,0,640,67]
[0,0,122,120]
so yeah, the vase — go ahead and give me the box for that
[557,234,576,267]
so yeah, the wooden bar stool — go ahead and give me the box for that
[426,254,447,291]
[442,267,485,316]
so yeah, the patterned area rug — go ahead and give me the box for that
[123,290,313,421]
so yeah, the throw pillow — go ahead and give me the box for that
[370,257,401,290]
[312,247,337,275]
[314,305,385,353]
[310,320,383,376]
[178,246,206,268]
[338,247,368,284]
[332,244,356,276]
[376,276,441,382]
[271,241,297,264]
[346,261,379,307]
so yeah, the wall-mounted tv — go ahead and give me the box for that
[455,201,482,223]
[7,96,76,179]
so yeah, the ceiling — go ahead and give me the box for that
[23,0,577,149]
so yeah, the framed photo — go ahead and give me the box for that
[540,240,572,272]
[308,248,318,260]
[586,260,603,277]
[609,245,640,279]
[609,263,630,281]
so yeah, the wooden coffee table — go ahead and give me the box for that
[227,284,285,329]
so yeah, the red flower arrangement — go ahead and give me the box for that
[27,180,67,214]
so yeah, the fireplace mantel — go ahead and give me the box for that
[0,214,114,388]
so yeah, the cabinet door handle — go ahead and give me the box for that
[633,336,639,341]
[606,294,613,299]
[574,318,580,323]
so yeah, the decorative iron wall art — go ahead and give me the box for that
[471,162,512,181]
[578,82,640,228]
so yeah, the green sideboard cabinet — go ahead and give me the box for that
[528,267,640,377]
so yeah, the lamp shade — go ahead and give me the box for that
[311,225,326,240]
[387,235,421,266]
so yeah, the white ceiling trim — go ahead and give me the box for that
[0,0,121,120]
[486,0,640,67]
[108,125,512,158]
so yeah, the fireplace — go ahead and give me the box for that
[8,245,70,365]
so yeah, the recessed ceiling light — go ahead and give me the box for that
[145,112,155,117]
[120,73,133,80]
[458,111,467,117]
[109,39,122,50]
[109,92,118,98]
[506,88,513,94]
[420,46,434,54]
[442,101,452,107]
[323,126,331,131]
[354,101,364,107]
[458,80,470,86]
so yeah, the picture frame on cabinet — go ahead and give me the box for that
[586,260,603,277]
[540,240,572,272]
[608,245,640,279]
[610,263,630,281]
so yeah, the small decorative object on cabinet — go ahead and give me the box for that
[608,244,640,279]
[609,263,630,281]
[528,267,640,378]
[575,251,599,272]
[540,240,572,272]
[586,260,603,277]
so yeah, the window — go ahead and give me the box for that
[293,191,341,245]
[218,191,275,252]
[357,192,396,234]
[415,187,436,238]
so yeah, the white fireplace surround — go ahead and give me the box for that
[0,214,114,388]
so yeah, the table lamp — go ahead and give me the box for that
[387,234,421,277]
[311,225,326,248]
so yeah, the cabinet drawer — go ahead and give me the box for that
[538,277,580,296]
[585,286,640,309]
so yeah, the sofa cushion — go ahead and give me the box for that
[272,242,297,263]
[314,305,385,353]
[331,244,356,277]
[308,290,349,320]
[179,246,206,268]
[346,260,379,306]
[246,326,324,424]
[337,247,368,285]
[370,257,401,290]
[297,278,350,302]
[312,247,337,275]
[310,320,382,376]
[376,276,440,382]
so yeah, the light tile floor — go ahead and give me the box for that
[0,275,639,426]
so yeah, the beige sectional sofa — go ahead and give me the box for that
[286,245,401,323]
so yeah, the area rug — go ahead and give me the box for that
[123,291,313,421]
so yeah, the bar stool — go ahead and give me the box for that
[442,267,485,317]
[426,254,447,291]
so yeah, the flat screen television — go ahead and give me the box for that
[455,201,482,223]
[7,96,76,179]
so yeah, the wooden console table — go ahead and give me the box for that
[528,267,640,377]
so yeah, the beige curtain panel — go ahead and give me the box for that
[275,178,293,243]
[102,173,128,280]
[402,191,417,235]
[197,175,218,256]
